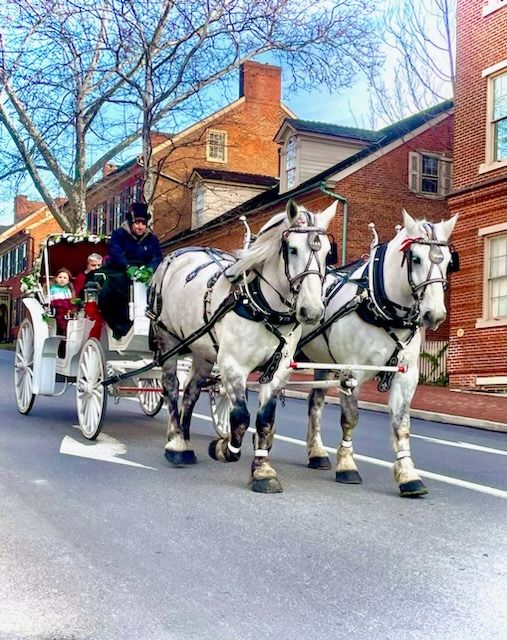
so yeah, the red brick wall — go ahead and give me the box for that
[447,0,507,388]
[166,115,454,342]
[152,62,287,243]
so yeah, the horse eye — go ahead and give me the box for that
[412,255,421,265]
[289,247,298,256]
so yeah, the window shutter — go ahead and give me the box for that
[408,152,420,192]
[438,159,452,196]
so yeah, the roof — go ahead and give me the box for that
[161,100,454,249]
[282,119,379,143]
[191,168,279,187]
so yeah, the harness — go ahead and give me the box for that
[137,219,330,386]
[298,224,452,391]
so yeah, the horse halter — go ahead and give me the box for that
[281,225,329,295]
[400,222,452,304]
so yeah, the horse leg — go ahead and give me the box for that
[208,368,248,464]
[250,386,283,494]
[335,389,362,484]
[307,370,333,470]
[163,359,196,467]
[390,369,428,497]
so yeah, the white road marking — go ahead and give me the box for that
[412,433,507,456]
[192,414,507,499]
[60,433,157,470]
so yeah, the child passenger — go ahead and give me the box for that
[50,268,76,336]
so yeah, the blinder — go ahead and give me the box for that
[447,250,460,274]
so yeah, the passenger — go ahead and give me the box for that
[49,267,76,335]
[74,253,103,299]
[96,202,162,339]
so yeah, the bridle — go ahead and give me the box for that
[400,223,453,300]
[281,225,329,295]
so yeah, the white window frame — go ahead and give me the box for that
[408,151,452,197]
[476,222,507,328]
[480,61,507,173]
[285,136,297,191]
[482,0,507,17]
[206,130,227,163]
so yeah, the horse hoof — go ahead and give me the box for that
[336,470,363,484]
[208,439,241,463]
[251,477,283,494]
[164,449,197,467]
[308,456,331,470]
[399,479,428,497]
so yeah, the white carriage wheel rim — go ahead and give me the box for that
[209,385,231,438]
[77,340,106,438]
[138,378,164,415]
[14,320,35,413]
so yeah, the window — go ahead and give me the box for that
[192,183,206,229]
[488,234,507,318]
[483,0,507,17]
[492,72,507,161]
[408,152,452,197]
[0,240,29,283]
[477,224,507,327]
[207,130,227,163]
[286,137,297,190]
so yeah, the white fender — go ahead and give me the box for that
[22,297,58,395]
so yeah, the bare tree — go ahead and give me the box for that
[0,0,384,231]
[368,0,455,126]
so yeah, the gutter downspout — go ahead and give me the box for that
[319,183,348,266]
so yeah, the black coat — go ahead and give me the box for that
[108,222,162,271]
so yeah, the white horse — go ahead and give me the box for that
[299,210,458,497]
[149,200,336,493]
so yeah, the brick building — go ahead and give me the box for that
[447,0,507,389]
[163,102,454,352]
[83,61,293,245]
[0,196,62,339]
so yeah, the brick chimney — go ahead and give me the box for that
[239,61,281,105]
[14,195,43,224]
[103,163,118,177]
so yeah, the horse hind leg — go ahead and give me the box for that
[335,390,362,484]
[306,370,333,470]
[163,358,197,467]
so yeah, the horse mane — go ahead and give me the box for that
[226,211,290,278]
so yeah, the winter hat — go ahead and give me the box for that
[127,202,151,224]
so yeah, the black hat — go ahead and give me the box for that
[127,202,151,224]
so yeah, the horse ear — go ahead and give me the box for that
[286,199,299,225]
[402,208,417,234]
[319,201,338,229]
[441,213,459,240]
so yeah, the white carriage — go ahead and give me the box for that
[14,233,166,440]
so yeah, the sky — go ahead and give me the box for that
[0,78,377,227]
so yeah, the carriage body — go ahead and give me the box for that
[14,233,166,438]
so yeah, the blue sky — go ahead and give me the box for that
[0,77,376,227]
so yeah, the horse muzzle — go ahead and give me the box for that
[421,309,446,331]
[296,304,324,325]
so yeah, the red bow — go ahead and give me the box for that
[400,236,423,252]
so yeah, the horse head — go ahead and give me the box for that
[398,209,458,330]
[282,200,337,324]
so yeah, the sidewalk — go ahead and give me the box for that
[283,374,507,433]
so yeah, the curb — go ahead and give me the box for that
[283,389,507,433]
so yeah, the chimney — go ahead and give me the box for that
[239,61,281,105]
[14,195,31,224]
[103,163,117,177]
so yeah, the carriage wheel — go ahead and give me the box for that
[14,319,36,415]
[76,338,107,440]
[138,378,164,417]
[209,384,231,439]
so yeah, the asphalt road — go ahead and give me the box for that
[1,350,506,640]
